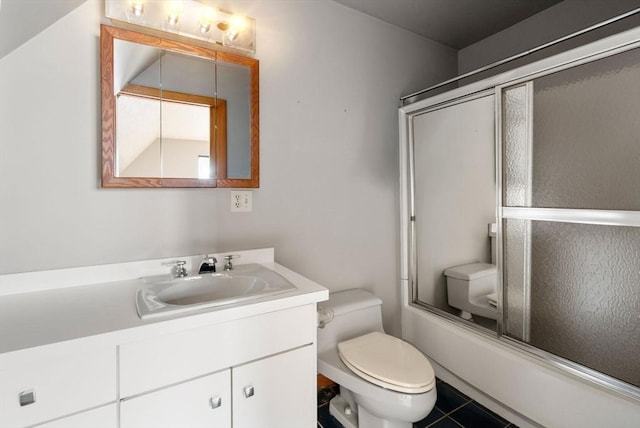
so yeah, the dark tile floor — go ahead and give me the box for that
[318,378,518,428]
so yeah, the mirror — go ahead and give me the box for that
[411,93,498,332]
[116,85,224,179]
[101,25,259,188]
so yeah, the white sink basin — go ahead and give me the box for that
[136,264,296,319]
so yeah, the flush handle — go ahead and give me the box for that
[19,389,36,407]
[209,396,222,409]
[243,385,254,398]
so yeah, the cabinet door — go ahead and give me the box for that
[120,370,230,428]
[0,347,116,428]
[35,404,117,428]
[233,345,316,428]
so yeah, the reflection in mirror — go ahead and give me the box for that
[101,25,259,188]
[116,85,226,179]
[217,61,251,179]
[412,94,497,332]
[113,39,162,178]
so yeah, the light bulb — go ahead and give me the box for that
[229,15,245,33]
[129,0,144,17]
[225,15,245,42]
[199,6,216,33]
[125,0,145,23]
[166,1,184,27]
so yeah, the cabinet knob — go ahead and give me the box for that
[209,396,222,409]
[243,385,254,398]
[19,389,36,407]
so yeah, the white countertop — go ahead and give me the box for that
[0,249,328,363]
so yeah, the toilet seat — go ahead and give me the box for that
[338,332,435,394]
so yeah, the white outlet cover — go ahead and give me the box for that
[230,191,252,212]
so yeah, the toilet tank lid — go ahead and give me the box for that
[320,289,382,317]
[444,263,496,280]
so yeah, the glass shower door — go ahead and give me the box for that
[411,93,497,329]
[500,47,640,389]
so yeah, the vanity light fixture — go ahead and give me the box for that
[106,0,256,53]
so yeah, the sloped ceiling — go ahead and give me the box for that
[331,0,563,49]
[0,0,89,59]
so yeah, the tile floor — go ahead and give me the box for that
[318,378,518,428]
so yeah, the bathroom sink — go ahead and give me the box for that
[136,264,296,319]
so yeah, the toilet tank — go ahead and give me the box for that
[317,289,384,353]
[444,263,496,300]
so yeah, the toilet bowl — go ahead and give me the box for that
[317,289,436,428]
[444,262,497,320]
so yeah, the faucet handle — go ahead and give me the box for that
[163,260,188,277]
[223,255,240,271]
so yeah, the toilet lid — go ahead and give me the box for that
[338,332,435,394]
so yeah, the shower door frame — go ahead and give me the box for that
[399,26,640,401]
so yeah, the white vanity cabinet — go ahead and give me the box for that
[118,304,317,427]
[120,345,315,428]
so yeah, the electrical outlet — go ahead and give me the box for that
[230,190,253,212]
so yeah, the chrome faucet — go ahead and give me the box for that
[199,255,217,274]
[223,255,239,271]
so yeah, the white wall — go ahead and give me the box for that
[458,0,640,77]
[0,0,456,335]
[0,1,216,274]
[207,0,456,335]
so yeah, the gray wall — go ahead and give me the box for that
[0,0,456,335]
[458,0,640,79]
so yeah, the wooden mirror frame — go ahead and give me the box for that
[100,25,259,188]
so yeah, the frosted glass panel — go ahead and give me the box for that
[502,219,530,341]
[503,47,640,210]
[502,84,532,207]
[504,220,640,387]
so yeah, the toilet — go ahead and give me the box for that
[444,223,499,321]
[444,262,498,320]
[317,289,436,428]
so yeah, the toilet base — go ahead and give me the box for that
[329,395,358,428]
[358,405,414,428]
[460,310,473,320]
[329,393,416,428]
